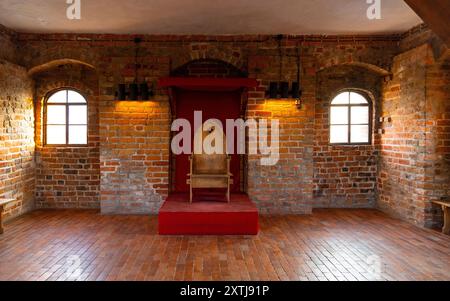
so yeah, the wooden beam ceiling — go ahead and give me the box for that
[404,0,450,47]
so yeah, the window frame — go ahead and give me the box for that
[329,90,373,146]
[43,88,89,147]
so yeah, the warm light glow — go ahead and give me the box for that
[264,99,296,108]
[113,100,160,110]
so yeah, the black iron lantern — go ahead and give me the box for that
[269,82,278,98]
[129,83,139,100]
[117,84,127,100]
[115,37,154,101]
[264,38,303,102]
[280,82,289,98]
[291,82,301,99]
[139,83,153,100]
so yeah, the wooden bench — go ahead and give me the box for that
[433,201,450,235]
[0,198,16,234]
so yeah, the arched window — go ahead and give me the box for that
[45,89,88,145]
[330,91,371,144]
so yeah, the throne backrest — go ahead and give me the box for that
[192,154,228,174]
[191,121,229,175]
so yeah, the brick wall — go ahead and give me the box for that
[378,26,450,228]
[98,55,171,214]
[99,98,170,214]
[34,65,100,209]
[12,33,400,215]
[245,53,316,214]
[314,65,381,208]
[3,27,446,224]
[0,58,35,221]
[377,42,450,227]
[378,45,430,225]
[245,96,315,214]
[424,57,450,227]
[171,59,246,77]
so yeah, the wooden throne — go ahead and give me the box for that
[186,125,233,203]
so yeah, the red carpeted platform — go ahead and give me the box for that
[158,193,259,235]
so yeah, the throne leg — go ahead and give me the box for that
[190,183,193,204]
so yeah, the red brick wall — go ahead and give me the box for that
[377,25,450,228]
[13,33,400,215]
[7,29,448,224]
[34,65,100,209]
[378,44,431,226]
[245,53,316,214]
[171,59,246,77]
[245,97,315,214]
[314,65,380,208]
[425,57,450,227]
[99,99,171,214]
[0,59,35,221]
[98,55,171,214]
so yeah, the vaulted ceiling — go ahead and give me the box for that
[0,0,422,35]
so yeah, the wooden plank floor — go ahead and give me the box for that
[0,209,449,281]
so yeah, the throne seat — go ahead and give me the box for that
[187,154,233,203]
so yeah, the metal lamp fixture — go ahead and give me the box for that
[291,82,301,99]
[116,37,154,100]
[293,46,303,109]
[266,36,303,104]
[280,81,289,98]
[269,82,278,98]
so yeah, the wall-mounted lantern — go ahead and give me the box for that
[115,37,154,100]
[266,35,303,107]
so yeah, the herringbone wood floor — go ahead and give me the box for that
[0,209,449,281]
